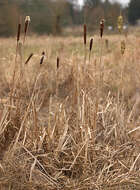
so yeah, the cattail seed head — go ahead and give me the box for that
[25,16,31,23]
[17,23,21,42]
[100,19,104,38]
[57,57,59,69]
[89,38,93,51]
[40,51,45,65]
[117,15,123,33]
[84,24,87,45]
[24,16,31,42]
[121,40,125,55]
[25,53,33,64]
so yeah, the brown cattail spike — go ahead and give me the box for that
[17,23,21,42]
[84,24,87,45]
[89,38,93,51]
[25,53,33,64]
[100,19,104,38]
[57,57,59,69]
[40,51,45,65]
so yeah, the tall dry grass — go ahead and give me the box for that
[0,21,140,190]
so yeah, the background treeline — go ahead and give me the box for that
[0,0,139,37]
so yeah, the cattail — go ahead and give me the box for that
[57,56,59,69]
[100,19,104,38]
[117,15,123,33]
[24,16,31,43]
[89,38,93,52]
[121,40,126,55]
[17,23,21,43]
[84,24,87,63]
[84,24,87,45]
[89,38,93,63]
[25,53,33,64]
[40,51,45,65]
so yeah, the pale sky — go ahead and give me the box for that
[78,0,130,6]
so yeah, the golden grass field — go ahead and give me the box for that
[0,27,140,189]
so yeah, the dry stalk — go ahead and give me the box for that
[99,19,105,89]
[20,144,63,187]
[56,56,60,96]
[9,18,22,114]
[12,73,43,153]
[23,16,31,44]
[83,24,87,64]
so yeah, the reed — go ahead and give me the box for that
[56,56,60,96]
[23,16,31,44]
[100,19,104,38]
[83,24,87,63]
[99,19,105,87]
[89,38,93,63]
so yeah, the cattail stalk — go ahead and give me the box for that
[89,38,93,63]
[99,19,105,88]
[56,56,60,96]
[23,16,31,44]
[40,51,45,65]
[15,17,22,63]
[100,19,104,38]
[16,21,21,59]
[83,24,87,63]
[17,23,21,43]
[10,18,22,114]
[25,53,33,64]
